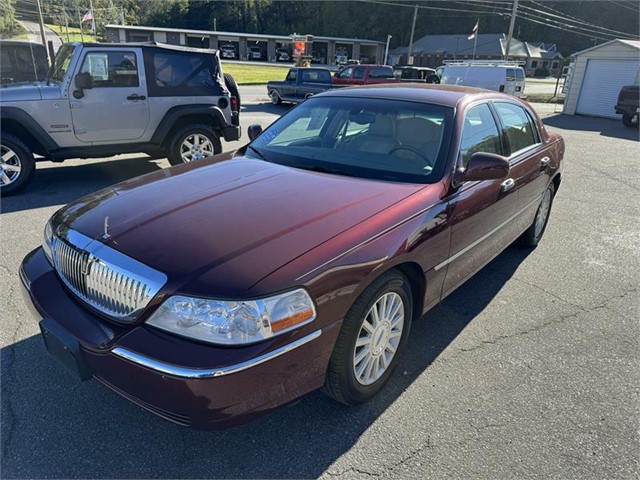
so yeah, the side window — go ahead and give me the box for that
[506,68,516,82]
[353,67,365,79]
[80,51,139,87]
[338,67,353,79]
[1,49,13,74]
[287,70,298,82]
[460,103,502,167]
[495,102,538,155]
[153,52,216,88]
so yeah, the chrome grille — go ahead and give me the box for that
[51,229,167,321]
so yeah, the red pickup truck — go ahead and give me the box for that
[332,64,399,85]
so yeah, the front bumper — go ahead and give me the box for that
[20,248,337,429]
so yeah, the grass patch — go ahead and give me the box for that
[525,93,565,104]
[46,24,97,43]
[221,62,290,85]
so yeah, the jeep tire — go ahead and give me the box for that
[224,73,241,109]
[0,133,35,195]
[622,113,638,128]
[168,124,222,166]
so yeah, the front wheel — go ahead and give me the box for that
[518,182,555,247]
[0,133,35,195]
[324,270,413,405]
[622,113,638,128]
[167,124,222,166]
[270,90,282,105]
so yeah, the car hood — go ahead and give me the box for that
[0,83,43,102]
[56,157,424,297]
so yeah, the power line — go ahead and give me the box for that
[517,9,635,40]
[609,0,640,12]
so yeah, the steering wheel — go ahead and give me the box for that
[389,145,431,165]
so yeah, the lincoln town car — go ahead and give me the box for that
[20,85,564,429]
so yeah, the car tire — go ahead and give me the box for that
[324,270,413,405]
[0,133,35,196]
[517,182,555,247]
[270,90,282,105]
[622,113,638,128]
[223,73,241,109]
[167,124,222,166]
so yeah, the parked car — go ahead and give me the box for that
[276,48,290,62]
[267,67,334,104]
[311,52,326,64]
[220,44,237,59]
[249,46,262,60]
[614,85,639,128]
[394,66,439,84]
[335,52,348,65]
[441,63,526,97]
[332,64,399,85]
[0,40,49,85]
[21,84,564,429]
[0,41,240,195]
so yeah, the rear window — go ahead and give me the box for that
[516,69,524,80]
[506,68,516,81]
[369,66,395,78]
[145,49,223,97]
[301,69,331,83]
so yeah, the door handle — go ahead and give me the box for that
[540,156,551,168]
[501,178,516,192]
[127,94,146,101]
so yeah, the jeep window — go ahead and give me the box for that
[80,51,139,87]
[146,50,223,97]
[1,49,13,74]
[47,44,75,84]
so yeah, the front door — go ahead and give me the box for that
[441,102,519,297]
[282,69,298,99]
[333,67,353,85]
[70,49,150,143]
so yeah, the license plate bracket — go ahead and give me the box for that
[40,319,93,381]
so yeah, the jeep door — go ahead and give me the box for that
[69,48,150,143]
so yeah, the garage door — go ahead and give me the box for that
[576,58,639,119]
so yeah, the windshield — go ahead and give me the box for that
[249,97,454,183]
[46,44,75,84]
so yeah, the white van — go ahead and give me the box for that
[440,64,526,97]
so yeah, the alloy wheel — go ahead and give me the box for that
[0,145,22,186]
[179,134,215,162]
[353,292,404,386]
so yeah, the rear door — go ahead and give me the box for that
[515,68,525,97]
[442,102,519,297]
[70,48,150,143]
[505,68,516,95]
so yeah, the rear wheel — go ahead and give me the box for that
[167,124,221,166]
[0,133,35,195]
[518,182,555,247]
[622,113,638,128]
[324,270,412,405]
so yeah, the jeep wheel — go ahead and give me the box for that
[0,133,35,195]
[224,73,241,109]
[168,125,222,166]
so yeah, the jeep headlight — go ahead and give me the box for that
[146,289,316,346]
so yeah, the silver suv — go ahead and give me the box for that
[0,42,241,195]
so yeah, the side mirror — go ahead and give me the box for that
[247,124,263,141]
[73,72,93,99]
[455,152,509,186]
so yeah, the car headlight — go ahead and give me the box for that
[146,289,316,346]
[43,218,54,265]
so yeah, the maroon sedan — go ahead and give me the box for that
[20,85,564,429]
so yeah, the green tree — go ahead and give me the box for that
[0,0,24,35]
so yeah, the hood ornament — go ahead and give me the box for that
[103,216,111,240]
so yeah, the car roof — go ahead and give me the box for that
[75,41,219,54]
[319,84,499,107]
[0,40,46,49]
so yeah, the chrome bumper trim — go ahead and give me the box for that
[111,329,322,379]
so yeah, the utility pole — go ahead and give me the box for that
[35,0,47,48]
[407,4,418,65]
[120,6,125,25]
[384,34,392,65]
[504,0,519,60]
[77,9,85,42]
[214,17,217,31]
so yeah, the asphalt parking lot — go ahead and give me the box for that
[1,91,638,479]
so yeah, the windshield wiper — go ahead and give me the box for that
[247,145,269,162]
[294,165,354,177]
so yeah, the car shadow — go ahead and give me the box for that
[543,113,639,141]
[1,246,532,479]
[1,156,166,214]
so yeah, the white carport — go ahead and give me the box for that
[563,39,640,119]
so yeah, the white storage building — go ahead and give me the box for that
[563,39,640,119]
